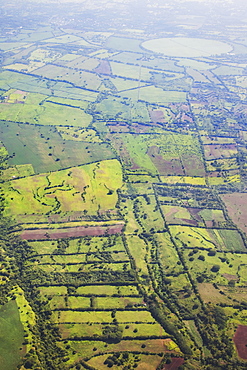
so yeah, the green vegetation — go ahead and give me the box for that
[1,4,247,370]
[0,121,114,173]
[0,300,24,370]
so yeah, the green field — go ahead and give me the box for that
[0,300,24,370]
[4,159,122,217]
[1,6,247,370]
[0,91,92,127]
[170,225,246,251]
[0,121,115,173]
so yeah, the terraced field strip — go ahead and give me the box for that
[20,222,124,240]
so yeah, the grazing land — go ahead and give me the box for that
[1,1,247,370]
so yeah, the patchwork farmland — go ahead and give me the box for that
[1,1,247,370]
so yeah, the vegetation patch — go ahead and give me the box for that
[0,300,25,370]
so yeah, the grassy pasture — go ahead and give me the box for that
[33,64,102,90]
[126,235,149,276]
[224,306,247,326]
[39,253,86,265]
[160,176,206,186]
[49,296,90,310]
[220,286,247,304]
[11,28,55,42]
[122,322,168,337]
[0,70,99,102]
[88,353,163,370]
[39,286,68,295]
[65,56,99,70]
[65,235,126,254]
[203,143,238,160]
[198,283,232,304]
[110,61,152,81]
[43,35,84,44]
[56,127,102,142]
[94,96,132,121]
[184,249,247,286]
[80,261,130,274]
[76,285,139,296]
[2,164,34,181]
[28,48,62,63]
[120,198,143,235]
[207,172,241,186]
[116,131,204,176]
[120,180,154,196]
[161,204,227,228]
[46,96,89,110]
[0,42,30,52]
[0,91,92,127]
[120,85,187,104]
[200,134,235,145]
[177,59,215,70]
[110,51,143,64]
[130,195,165,233]
[53,310,113,323]
[155,233,183,275]
[97,97,151,123]
[0,121,113,173]
[4,159,122,217]
[90,296,144,309]
[104,36,145,53]
[13,286,36,352]
[185,320,203,348]
[90,49,119,59]
[51,296,145,311]
[115,310,155,323]
[58,322,103,339]
[69,338,168,359]
[206,158,239,172]
[0,300,24,370]
[110,134,157,174]
[4,61,46,73]
[55,53,80,64]
[141,57,183,72]
[168,272,192,293]
[170,225,245,251]
[213,65,244,76]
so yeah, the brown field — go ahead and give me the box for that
[233,325,247,359]
[94,60,112,75]
[220,192,247,235]
[107,122,130,133]
[20,223,124,240]
[163,358,184,370]
[161,205,198,226]
[108,122,152,134]
[182,154,205,177]
[198,283,233,305]
[204,144,237,160]
[149,109,167,124]
[147,147,184,176]
[221,286,247,303]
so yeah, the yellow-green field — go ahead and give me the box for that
[4,159,122,216]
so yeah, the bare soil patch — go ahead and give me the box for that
[233,325,247,359]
